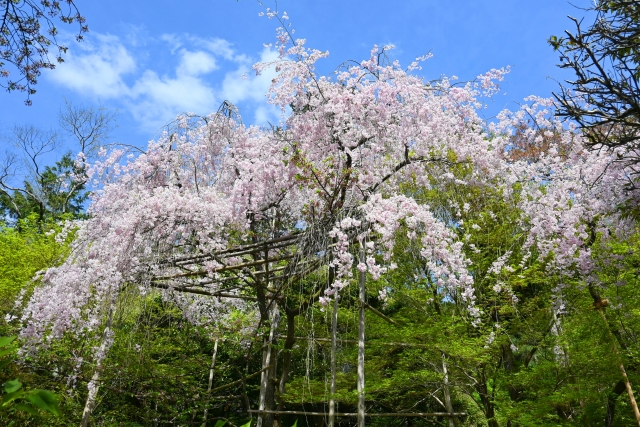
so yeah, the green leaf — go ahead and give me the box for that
[0,336,16,348]
[1,390,23,406]
[0,348,17,358]
[240,421,251,427]
[3,379,22,393]
[291,420,298,427]
[26,390,60,416]
[13,402,40,416]
[213,420,227,427]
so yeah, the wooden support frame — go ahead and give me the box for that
[357,247,366,427]
[248,410,466,417]
[146,230,466,426]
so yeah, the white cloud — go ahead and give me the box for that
[128,68,218,131]
[162,34,237,61]
[49,34,136,98]
[177,50,218,76]
[47,32,283,131]
[220,48,281,125]
[160,33,183,54]
[190,36,236,61]
[220,48,278,104]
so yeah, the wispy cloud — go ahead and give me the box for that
[49,34,136,98]
[47,31,282,131]
[220,48,281,124]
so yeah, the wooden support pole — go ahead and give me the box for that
[362,300,401,326]
[357,247,366,427]
[598,309,640,426]
[329,292,339,427]
[208,366,269,394]
[80,303,115,427]
[442,352,459,427]
[276,336,431,347]
[203,337,219,426]
[149,282,263,300]
[167,233,300,264]
[154,253,296,280]
[248,410,466,417]
[257,306,280,427]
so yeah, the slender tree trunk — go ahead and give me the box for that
[80,305,115,427]
[276,309,299,427]
[475,369,499,427]
[203,337,220,426]
[328,292,339,427]
[357,248,366,427]
[607,380,628,427]
[278,312,296,400]
[276,271,332,426]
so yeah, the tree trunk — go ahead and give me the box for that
[476,372,499,427]
[606,380,628,427]
[276,309,298,427]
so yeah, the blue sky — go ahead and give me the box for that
[1,0,591,157]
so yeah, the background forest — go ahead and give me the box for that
[2,1,640,427]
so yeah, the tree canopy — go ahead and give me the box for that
[550,0,640,160]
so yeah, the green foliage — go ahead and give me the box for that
[0,153,88,225]
[0,336,60,421]
[2,139,640,427]
[0,214,73,310]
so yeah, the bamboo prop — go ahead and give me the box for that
[362,300,401,326]
[248,410,466,417]
[328,291,339,427]
[208,366,270,395]
[158,225,362,275]
[257,307,280,427]
[172,239,300,267]
[165,254,321,285]
[276,336,430,347]
[80,303,115,427]
[598,308,640,426]
[148,281,264,300]
[165,233,301,264]
[154,254,297,280]
[151,260,324,301]
[442,352,459,427]
[202,337,219,426]
[357,247,366,427]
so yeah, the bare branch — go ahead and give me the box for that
[59,100,118,159]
